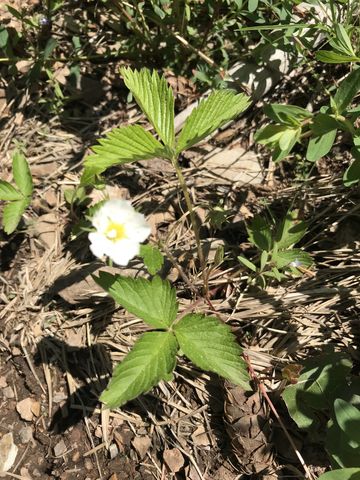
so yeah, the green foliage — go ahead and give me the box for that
[318,469,360,480]
[176,90,250,153]
[94,273,178,329]
[81,125,166,185]
[139,244,164,275]
[100,331,178,408]
[0,151,33,234]
[82,68,250,185]
[255,66,360,184]
[95,273,250,408]
[121,68,175,148]
[174,313,250,389]
[282,352,352,430]
[240,209,311,285]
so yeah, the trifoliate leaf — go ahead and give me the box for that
[12,150,33,197]
[94,272,178,328]
[139,244,164,275]
[176,90,250,153]
[101,331,178,408]
[174,314,250,389]
[2,198,29,234]
[81,125,166,185]
[121,67,175,148]
[0,181,23,201]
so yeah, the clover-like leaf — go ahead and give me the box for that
[176,90,250,153]
[101,331,178,408]
[94,272,178,328]
[121,67,175,148]
[174,313,250,388]
[274,210,307,250]
[81,125,166,185]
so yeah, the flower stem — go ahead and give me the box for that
[171,155,208,296]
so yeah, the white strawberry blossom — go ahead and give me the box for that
[88,199,151,266]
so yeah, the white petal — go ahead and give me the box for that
[88,232,107,258]
[107,239,140,266]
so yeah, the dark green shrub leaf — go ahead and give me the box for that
[174,313,250,389]
[94,273,178,328]
[264,104,312,126]
[333,68,360,115]
[247,215,272,251]
[344,158,360,187]
[101,331,178,408]
[318,469,360,480]
[282,352,352,430]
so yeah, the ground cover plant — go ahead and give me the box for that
[0,0,360,479]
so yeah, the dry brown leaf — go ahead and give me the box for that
[132,436,151,459]
[32,161,58,178]
[0,432,18,473]
[16,397,35,422]
[163,448,185,473]
[33,213,59,249]
[199,147,263,185]
[191,426,211,446]
[89,185,130,205]
[54,439,67,457]
[15,60,33,74]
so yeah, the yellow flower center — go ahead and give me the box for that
[105,221,126,242]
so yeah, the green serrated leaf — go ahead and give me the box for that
[139,244,164,275]
[12,151,33,197]
[0,181,23,201]
[174,313,250,389]
[101,331,178,408]
[121,68,175,148]
[334,68,360,115]
[247,215,272,251]
[176,90,250,153]
[317,469,360,480]
[316,51,360,64]
[274,211,307,250]
[282,352,352,430]
[81,125,166,185]
[2,198,29,234]
[238,255,257,272]
[94,272,178,328]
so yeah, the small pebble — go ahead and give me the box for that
[3,386,14,399]
[19,426,33,444]
[53,439,67,457]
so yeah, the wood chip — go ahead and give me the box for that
[0,432,18,473]
[132,436,151,459]
[16,398,35,422]
[163,448,185,473]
